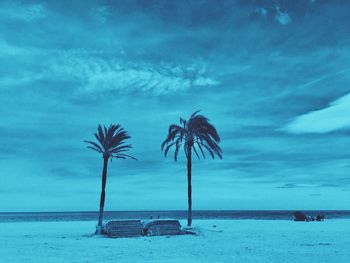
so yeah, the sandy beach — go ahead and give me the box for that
[1,219,350,262]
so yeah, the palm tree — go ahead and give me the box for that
[161,111,222,226]
[84,124,136,234]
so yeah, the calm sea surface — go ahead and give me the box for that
[0,210,350,222]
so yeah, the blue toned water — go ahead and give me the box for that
[0,210,349,222]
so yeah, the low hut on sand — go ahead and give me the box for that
[105,220,143,238]
[104,219,195,238]
[143,220,183,236]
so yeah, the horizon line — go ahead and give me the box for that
[1,209,350,214]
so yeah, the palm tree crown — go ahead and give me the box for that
[161,110,222,160]
[85,124,136,160]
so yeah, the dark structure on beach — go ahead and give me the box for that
[293,211,325,222]
[143,220,183,236]
[105,220,143,238]
[104,219,192,238]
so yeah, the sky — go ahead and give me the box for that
[1,0,350,212]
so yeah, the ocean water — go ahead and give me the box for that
[1,210,349,222]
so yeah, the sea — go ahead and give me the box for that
[1,210,350,222]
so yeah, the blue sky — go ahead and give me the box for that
[1,0,350,211]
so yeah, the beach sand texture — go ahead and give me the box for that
[1,219,350,262]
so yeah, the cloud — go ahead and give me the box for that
[275,6,291,25]
[47,52,219,95]
[283,93,350,133]
[0,2,46,22]
[0,37,219,94]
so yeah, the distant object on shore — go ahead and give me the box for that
[293,211,325,222]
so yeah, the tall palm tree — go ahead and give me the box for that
[85,124,136,234]
[161,111,222,226]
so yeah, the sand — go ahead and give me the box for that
[1,219,350,262]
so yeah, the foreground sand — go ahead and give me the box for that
[1,219,350,262]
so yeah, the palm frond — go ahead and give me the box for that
[168,124,183,134]
[85,124,135,160]
[190,110,201,118]
[94,133,104,150]
[110,144,133,154]
[162,111,222,161]
[204,134,222,153]
[104,125,108,141]
[199,122,220,142]
[201,136,222,159]
[112,153,137,160]
[192,145,200,159]
[84,140,103,152]
[200,142,215,159]
[161,124,185,150]
[97,125,105,145]
[196,141,206,158]
[164,142,176,157]
[87,146,103,153]
[174,139,182,161]
[109,129,131,150]
[180,117,186,126]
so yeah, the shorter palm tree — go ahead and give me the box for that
[84,124,136,233]
[161,110,222,226]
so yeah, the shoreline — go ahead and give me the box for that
[1,210,349,223]
[0,217,348,224]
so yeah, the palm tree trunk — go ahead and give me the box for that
[187,146,192,227]
[96,156,109,233]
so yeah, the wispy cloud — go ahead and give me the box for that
[79,61,219,95]
[9,49,220,95]
[283,93,350,133]
[274,6,292,25]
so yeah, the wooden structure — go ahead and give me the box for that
[105,220,143,238]
[143,220,183,236]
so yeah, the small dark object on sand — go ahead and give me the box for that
[213,225,216,228]
[293,212,325,222]
[316,214,325,221]
[293,211,309,222]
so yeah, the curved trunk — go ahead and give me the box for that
[187,146,192,227]
[97,157,109,231]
